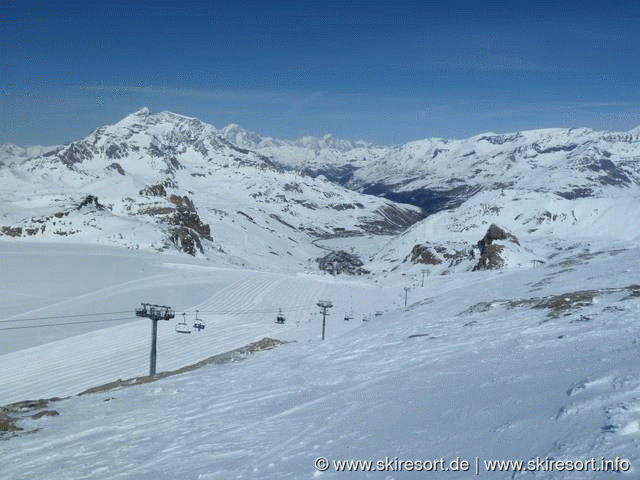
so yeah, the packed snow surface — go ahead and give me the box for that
[2,240,640,479]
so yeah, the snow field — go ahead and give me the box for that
[0,243,407,405]
[2,243,640,479]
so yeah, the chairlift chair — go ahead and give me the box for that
[276,307,285,324]
[176,313,191,334]
[192,310,205,331]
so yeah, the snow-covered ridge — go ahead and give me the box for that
[0,109,423,268]
[2,108,640,276]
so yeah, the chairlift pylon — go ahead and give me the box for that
[176,312,191,334]
[192,309,205,331]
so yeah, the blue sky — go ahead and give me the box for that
[2,0,640,145]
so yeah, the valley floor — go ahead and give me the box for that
[1,240,640,479]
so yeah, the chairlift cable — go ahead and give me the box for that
[0,316,135,331]
[0,310,133,324]
[0,302,320,330]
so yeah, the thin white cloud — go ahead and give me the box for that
[433,54,554,72]
[76,84,300,104]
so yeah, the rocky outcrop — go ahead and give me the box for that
[140,183,166,197]
[138,193,212,255]
[170,226,204,256]
[167,195,211,239]
[317,250,369,275]
[407,244,442,265]
[473,224,519,271]
[107,162,125,175]
[164,195,211,255]
[77,195,105,211]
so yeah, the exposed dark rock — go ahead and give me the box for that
[478,133,522,145]
[283,182,303,193]
[555,188,594,199]
[150,195,211,255]
[147,143,165,158]
[105,143,128,160]
[171,208,210,237]
[77,195,105,210]
[140,206,175,216]
[31,410,59,419]
[169,209,210,239]
[478,224,519,253]
[237,211,256,223]
[441,248,469,267]
[0,413,21,432]
[170,226,204,256]
[60,142,94,168]
[107,162,125,175]
[473,224,519,271]
[1,226,22,237]
[1,397,63,435]
[533,143,578,154]
[432,148,448,158]
[407,245,442,265]
[269,214,297,230]
[317,250,369,275]
[140,183,167,197]
[330,203,357,210]
[167,156,183,172]
[169,194,195,212]
[474,244,506,271]
[3,399,51,413]
[585,159,631,186]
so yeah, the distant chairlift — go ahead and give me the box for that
[276,308,285,324]
[344,310,353,321]
[192,310,205,332]
[176,313,191,334]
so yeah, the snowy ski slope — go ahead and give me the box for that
[0,242,402,405]
[2,241,640,479]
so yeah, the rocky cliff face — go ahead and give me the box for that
[473,224,520,271]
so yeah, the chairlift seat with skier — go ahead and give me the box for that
[176,313,191,334]
[192,310,205,331]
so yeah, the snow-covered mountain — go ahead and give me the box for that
[220,120,640,274]
[223,123,640,212]
[0,109,422,270]
[2,109,640,275]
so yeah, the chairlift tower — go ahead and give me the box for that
[317,300,333,340]
[421,268,429,287]
[135,303,175,376]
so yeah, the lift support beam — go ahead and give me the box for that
[135,303,175,376]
